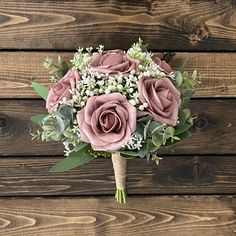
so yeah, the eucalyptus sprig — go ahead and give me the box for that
[43,56,70,83]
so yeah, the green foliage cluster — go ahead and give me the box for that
[43,56,70,83]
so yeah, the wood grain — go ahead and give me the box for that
[0,196,235,236]
[0,156,235,196]
[1,52,236,98]
[0,99,235,156]
[0,0,235,50]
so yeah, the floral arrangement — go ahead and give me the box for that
[31,39,200,203]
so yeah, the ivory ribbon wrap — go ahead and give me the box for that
[111,152,127,190]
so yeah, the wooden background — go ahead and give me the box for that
[0,0,236,235]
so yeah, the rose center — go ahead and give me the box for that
[99,110,121,133]
[102,54,123,67]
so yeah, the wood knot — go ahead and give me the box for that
[0,115,7,128]
[172,157,214,184]
[191,158,206,177]
[189,25,210,45]
[194,117,208,130]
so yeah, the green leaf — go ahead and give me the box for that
[161,131,192,148]
[149,120,162,135]
[179,59,188,72]
[31,114,47,124]
[74,142,89,152]
[143,119,152,139]
[120,151,140,158]
[50,146,95,172]
[175,123,192,135]
[120,142,149,159]
[179,109,191,123]
[173,71,183,87]
[152,133,163,148]
[43,57,52,69]
[181,89,195,103]
[31,82,49,100]
[192,70,197,80]
[165,127,175,137]
[138,115,153,123]
[148,141,159,153]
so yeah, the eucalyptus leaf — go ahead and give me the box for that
[179,59,188,72]
[192,70,197,80]
[175,123,192,135]
[149,120,162,135]
[143,119,152,139]
[148,140,159,153]
[161,131,192,148]
[138,116,153,123]
[152,133,163,148]
[165,127,175,137]
[136,122,145,137]
[121,141,149,158]
[179,109,191,123]
[31,114,47,124]
[173,71,183,87]
[50,146,95,172]
[31,82,49,100]
[181,89,194,103]
[120,151,140,158]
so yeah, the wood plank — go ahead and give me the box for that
[0,196,235,236]
[1,52,236,98]
[0,1,235,50]
[0,99,235,156]
[0,156,235,196]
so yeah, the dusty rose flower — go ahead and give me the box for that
[46,69,80,113]
[138,77,181,126]
[89,50,138,75]
[77,93,136,151]
[154,57,172,74]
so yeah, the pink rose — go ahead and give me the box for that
[89,50,138,75]
[154,57,172,74]
[46,69,80,113]
[138,77,181,126]
[77,93,137,151]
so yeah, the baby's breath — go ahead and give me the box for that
[123,132,143,150]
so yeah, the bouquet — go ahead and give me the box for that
[31,39,200,203]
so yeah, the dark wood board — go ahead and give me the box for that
[0,156,235,196]
[0,0,235,50]
[1,52,236,98]
[0,196,235,236]
[0,99,235,156]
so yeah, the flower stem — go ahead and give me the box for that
[111,152,127,204]
[115,189,127,204]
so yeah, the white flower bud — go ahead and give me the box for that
[129,99,136,105]
[139,105,144,111]
[117,84,123,90]
[129,88,134,93]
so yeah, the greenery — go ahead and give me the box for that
[50,143,96,172]
[31,82,49,100]
[43,56,70,83]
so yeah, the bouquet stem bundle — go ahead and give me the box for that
[111,152,127,204]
